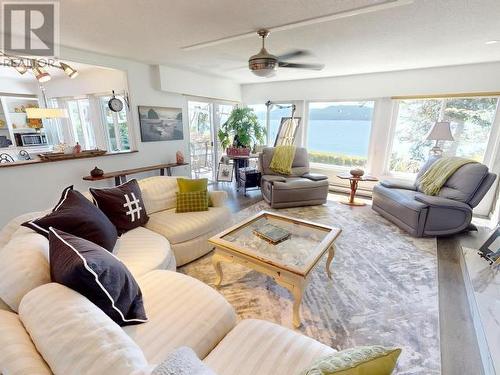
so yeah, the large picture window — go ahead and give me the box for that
[99,95,130,152]
[390,97,499,173]
[307,101,374,168]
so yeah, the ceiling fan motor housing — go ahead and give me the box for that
[249,48,278,77]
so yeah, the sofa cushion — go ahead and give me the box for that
[176,191,209,213]
[19,283,149,375]
[114,226,176,276]
[23,188,118,251]
[372,185,428,229]
[0,310,51,374]
[138,176,179,214]
[49,228,147,326]
[204,319,335,375]
[152,347,217,375]
[0,221,174,313]
[124,270,237,364]
[0,229,50,311]
[90,179,149,235]
[438,162,489,203]
[146,207,230,245]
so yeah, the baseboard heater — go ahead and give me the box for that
[328,182,373,199]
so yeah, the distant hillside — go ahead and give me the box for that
[262,104,373,121]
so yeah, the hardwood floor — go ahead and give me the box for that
[209,182,263,212]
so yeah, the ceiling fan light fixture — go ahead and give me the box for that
[60,62,79,79]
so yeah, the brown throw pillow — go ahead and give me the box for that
[89,179,149,235]
[23,186,118,251]
[49,228,147,326]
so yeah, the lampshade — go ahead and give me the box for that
[32,65,51,82]
[26,107,68,119]
[59,62,79,79]
[426,121,454,141]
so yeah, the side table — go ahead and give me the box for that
[336,173,378,206]
[238,167,261,195]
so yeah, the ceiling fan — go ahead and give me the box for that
[248,29,324,77]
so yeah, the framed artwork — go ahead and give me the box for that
[217,162,234,182]
[138,106,184,142]
[274,117,301,146]
[478,225,500,266]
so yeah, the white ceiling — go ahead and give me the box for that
[56,0,500,83]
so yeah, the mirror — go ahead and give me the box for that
[0,59,133,163]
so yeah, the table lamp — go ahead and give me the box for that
[426,121,454,155]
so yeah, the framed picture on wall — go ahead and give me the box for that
[138,106,184,142]
[217,162,234,182]
[274,117,301,146]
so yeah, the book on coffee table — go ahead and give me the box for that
[253,223,291,245]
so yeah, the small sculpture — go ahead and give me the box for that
[350,168,365,178]
[176,151,184,164]
[90,166,104,177]
[73,142,82,154]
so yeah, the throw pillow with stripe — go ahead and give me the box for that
[89,179,149,235]
[176,191,209,213]
[22,186,118,251]
[49,228,147,326]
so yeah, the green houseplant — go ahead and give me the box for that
[218,107,266,152]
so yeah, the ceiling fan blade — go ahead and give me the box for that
[278,61,325,70]
[275,50,310,60]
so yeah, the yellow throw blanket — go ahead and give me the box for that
[417,156,476,195]
[270,145,296,175]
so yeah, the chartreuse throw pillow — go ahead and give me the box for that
[301,346,401,375]
[176,191,209,213]
[177,178,212,206]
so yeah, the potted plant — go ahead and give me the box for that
[218,107,266,156]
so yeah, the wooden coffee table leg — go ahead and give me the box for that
[326,243,336,279]
[212,253,224,287]
[291,284,305,328]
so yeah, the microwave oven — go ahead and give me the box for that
[15,133,48,147]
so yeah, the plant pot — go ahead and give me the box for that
[227,147,251,157]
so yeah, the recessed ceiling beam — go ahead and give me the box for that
[181,0,414,51]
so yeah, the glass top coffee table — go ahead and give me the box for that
[208,211,341,327]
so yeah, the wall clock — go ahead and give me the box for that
[108,90,124,112]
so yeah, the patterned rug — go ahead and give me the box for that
[180,198,440,374]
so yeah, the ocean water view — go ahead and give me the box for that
[269,119,372,157]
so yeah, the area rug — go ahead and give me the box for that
[180,198,440,374]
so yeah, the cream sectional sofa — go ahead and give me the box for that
[0,176,337,375]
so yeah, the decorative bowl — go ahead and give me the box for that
[350,168,365,177]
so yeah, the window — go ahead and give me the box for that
[67,98,95,150]
[99,96,130,151]
[307,101,374,168]
[247,104,267,141]
[390,97,499,173]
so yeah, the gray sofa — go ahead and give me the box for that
[372,157,497,237]
[258,147,329,208]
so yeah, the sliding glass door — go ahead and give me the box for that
[188,100,235,181]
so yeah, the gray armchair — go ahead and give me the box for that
[372,158,497,237]
[258,147,329,208]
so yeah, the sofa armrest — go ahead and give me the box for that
[261,175,287,184]
[302,173,328,181]
[209,191,228,207]
[380,179,416,190]
[414,194,471,212]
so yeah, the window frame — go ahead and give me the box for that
[385,96,500,178]
[305,99,376,171]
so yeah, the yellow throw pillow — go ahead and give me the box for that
[177,178,212,206]
[176,191,209,213]
[301,346,401,375]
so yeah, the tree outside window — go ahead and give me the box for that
[390,97,498,173]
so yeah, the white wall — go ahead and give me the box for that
[242,62,500,217]
[43,68,128,98]
[242,62,500,102]
[0,47,242,227]
[158,65,241,102]
[0,78,38,95]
